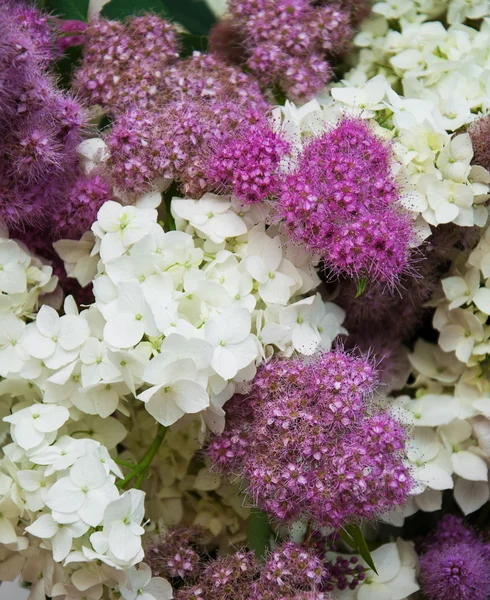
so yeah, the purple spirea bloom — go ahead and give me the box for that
[278,118,413,286]
[52,173,112,239]
[205,115,290,203]
[420,543,490,600]
[0,1,85,230]
[175,551,258,600]
[419,517,490,600]
[208,350,411,529]
[146,526,206,582]
[216,0,369,101]
[172,542,333,600]
[106,100,274,197]
[74,16,180,114]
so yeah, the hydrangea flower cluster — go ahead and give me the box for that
[390,218,490,519]
[214,0,370,101]
[0,1,85,230]
[350,2,490,127]
[419,516,490,600]
[278,117,413,285]
[208,351,411,528]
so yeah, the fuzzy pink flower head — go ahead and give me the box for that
[146,527,207,583]
[205,114,290,203]
[223,0,362,100]
[74,16,179,113]
[278,117,413,286]
[208,350,411,529]
[52,173,112,239]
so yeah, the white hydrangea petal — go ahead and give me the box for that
[25,514,58,539]
[172,381,209,414]
[452,451,488,481]
[145,391,185,427]
[454,477,490,515]
[371,542,400,583]
[473,287,490,314]
[104,315,145,348]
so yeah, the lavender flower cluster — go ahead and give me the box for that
[208,350,411,528]
[147,528,338,600]
[212,0,370,100]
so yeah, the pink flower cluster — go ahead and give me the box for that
[204,114,289,203]
[73,16,180,113]
[211,0,370,100]
[278,118,413,286]
[148,532,333,600]
[208,350,411,529]
[106,99,283,199]
[74,15,266,115]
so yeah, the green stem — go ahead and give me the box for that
[114,458,137,468]
[70,430,94,437]
[117,424,167,490]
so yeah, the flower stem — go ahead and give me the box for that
[116,424,168,490]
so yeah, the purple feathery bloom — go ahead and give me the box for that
[106,99,274,198]
[419,516,490,600]
[51,173,112,239]
[0,2,85,230]
[420,543,490,600]
[146,526,206,582]
[171,541,333,599]
[208,350,411,529]
[278,117,413,286]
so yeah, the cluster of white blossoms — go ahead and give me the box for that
[387,224,490,521]
[349,2,490,127]
[0,190,346,598]
[276,74,490,240]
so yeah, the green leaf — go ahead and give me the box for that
[162,0,216,35]
[247,509,272,559]
[339,524,378,575]
[53,44,83,88]
[101,0,165,19]
[45,0,89,21]
[355,277,368,298]
[179,32,208,57]
[101,0,216,35]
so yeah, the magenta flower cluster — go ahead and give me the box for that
[148,532,333,600]
[106,98,283,200]
[278,117,413,286]
[208,350,411,529]
[204,115,290,203]
[419,516,490,600]
[217,0,370,101]
[0,1,85,231]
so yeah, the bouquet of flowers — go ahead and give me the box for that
[1,0,490,599]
